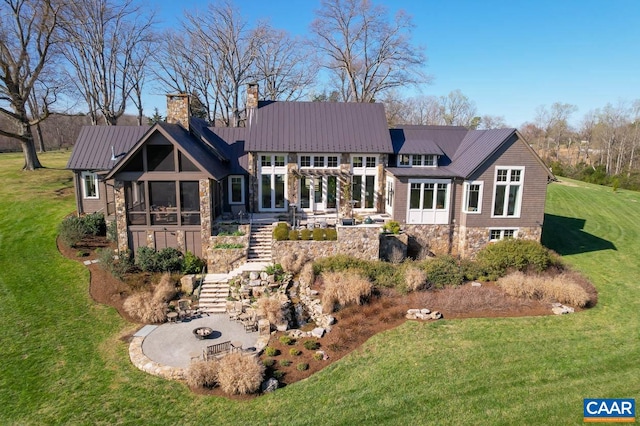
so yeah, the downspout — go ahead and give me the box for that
[74,172,83,216]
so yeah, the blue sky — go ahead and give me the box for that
[147,0,640,127]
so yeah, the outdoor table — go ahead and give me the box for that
[231,341,243,352]
[167,312,178,323]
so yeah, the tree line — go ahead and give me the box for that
[2,0,639,190]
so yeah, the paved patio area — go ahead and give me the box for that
[140,314,260,369]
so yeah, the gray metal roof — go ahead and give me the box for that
[207,126,249,174]
[156,123,229,180]
[451,128,517,177]
[390,126,468,156]
[246,101,392,153]
[385,166,459,178]
[67,126,150,170]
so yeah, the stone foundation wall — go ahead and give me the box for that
[272,225,381,263]
[114,180,128,253]
[206,231,249,272]
[403,224,459,258]
[458,225,543,258]
[379,233,409,262]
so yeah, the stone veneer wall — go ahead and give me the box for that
[206,226,250,272]
[272,225,381,263]
[199,179,212,255]
[403,224,460,257]
[114,180,129,253]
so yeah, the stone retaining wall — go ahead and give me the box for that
[272,224,381,264]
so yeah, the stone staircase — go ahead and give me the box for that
[247,222,273,262]
[197,261,273,314]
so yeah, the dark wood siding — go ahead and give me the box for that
[184,231,202,257]
[129,231,147,253]
[464,135,548,228]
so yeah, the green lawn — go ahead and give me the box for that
[1,152,638,425]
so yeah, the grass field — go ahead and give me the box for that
[1,151,638,425]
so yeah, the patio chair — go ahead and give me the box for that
[244,321,258,333]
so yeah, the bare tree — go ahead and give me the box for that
[0,0,62,169]
[60,0,155,125]
[478,114,508,129]
[184,1,260,127]
[253,27,316,101]
[438,90,478,127]
[310,0,428,103]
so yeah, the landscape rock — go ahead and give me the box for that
[471,282,482,287]
[552,305,575,315]
[420,308,431,315]
[261,378,279,393]
[249,271,259,280]
[430,311,442,320]
[311,327,325,338]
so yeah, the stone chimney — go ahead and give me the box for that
[246,83,258,109]
[166,93,190,128]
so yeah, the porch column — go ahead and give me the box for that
[113,180,129,253]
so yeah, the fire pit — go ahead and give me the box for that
[192,327,213,340]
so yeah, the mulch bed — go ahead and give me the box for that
[58,235,590,396]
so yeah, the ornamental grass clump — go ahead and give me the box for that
[186,360,218,388]
[280,251,309,275]
[497,271,590,307]
[123,292,167,323]
[217,352,265,395]
[257,296,284,325]
[153,273,177,303]
[403,266,427,292]
[321,270,373,313]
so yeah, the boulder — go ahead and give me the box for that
[407,309,421,315]
[260,271,269,281]
[430,311,442,320]
[311,327,325,338]
[249,271,259,280]
[261,377,279,393]
[420,308,431,315]
[471,282,482,287]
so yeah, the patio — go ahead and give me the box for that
[137,314,262,369]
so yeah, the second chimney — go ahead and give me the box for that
[246,83,258,109]
[166,93,190,129]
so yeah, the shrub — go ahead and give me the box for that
[262,358,275,368]
[153,273,177,303]
[264,346,279,357]
[97,248,133,280]
[58,216,87,247]
[156,247,184,272]
[476,239,554,280]
[382,220,401,234]
[300,229,312,240]
[296,363,309,371]
[83,212,106,236]
[272,370,285,380]
[303,340,320,350]
[460,258,484,281]
[279,335,295,345]
[321,270,373,313]
[217,352,265,395]
[135,246,158,272]
[289,348,301,356]
[312,228,324,241]
[420,255,464,288]
[404,266,427,292]
[288,230,299,240]
[213,243,244,249]
[273,223,290,241]
[257,296,284,325]
[279,359,291,367]
[313,352,324,361]
[123,292,167,323]
[186,360,218,388]
[325,228,337,240]
[106,220,117,242]
[497,271,590,307]
[183,251,205,274]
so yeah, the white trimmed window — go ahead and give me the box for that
[489,228,518,241]
[299,154,339,168]
[406,179,450,224]
[81,172,99,199]
[229,175,245,204]
[463,181,483,214]
[397,154,437,167]
[351,155,378,209]
[492,167,524,217]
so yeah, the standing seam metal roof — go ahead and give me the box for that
[246,101,392,153]
[66,126,150,170]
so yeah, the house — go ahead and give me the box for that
[67,85,554,266]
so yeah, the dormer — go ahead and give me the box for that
[397,154,439,167]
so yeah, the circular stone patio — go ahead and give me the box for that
[129,314,269,380]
